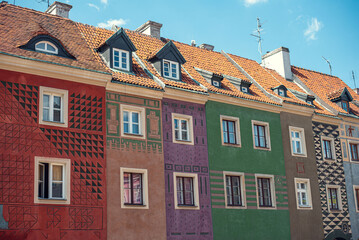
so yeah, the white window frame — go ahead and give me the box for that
[289,126,307,157]
[35,41,58,54]
[321,136,336,161]
[255,174,276,210]
[172,113,194,145]
[120,104,146,139]
[120,167,148,209]
[223,171,246,209]
[113,48,130,71]
[326,185,342,212]
[348,140,359,162]
[251,120,271,151]
[241,86,248,93]
[220,115,241,147]
[294,178,312,210]
[173,172,199,210]
[34,156,71,204]
[39,86,68,128]
[353,185,359,213]
[278,89,285,97]
[163,59,179,80]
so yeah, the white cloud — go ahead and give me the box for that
[243,0,268,7]
[97,19,127,29]
[88,3,100,11]
[304,17,323,41]
[101,0,108,5]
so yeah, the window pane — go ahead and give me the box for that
[182,131,188,140]
[132,112,139,123]
[47,43,56,52]
[52,182,63,198]
[181,120,187,130]
[36,42,46,50]
[123,111,129,122]
[174,119,179,129]
[123,173,131,204]
[175,129,179,140]
[164,62,169,76]
[43,109,50,121]
[228,121,235,133]
[53,110,61,122]
[132,123,139,134]
[52,165,63,181]
[229,133,235,144]
[124,123,129,133]
[43,94,50,107]
[133,189,142,204]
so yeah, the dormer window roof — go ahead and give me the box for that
[272,85,288,97]
[328,87,353,113]
[149,41,186,81]
[19,34,75,59]
[97,28,137,72]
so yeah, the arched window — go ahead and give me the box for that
[35,41,58,54]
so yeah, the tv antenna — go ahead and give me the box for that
[37,0,50,7]
[353,71,357,89]
[250,17,264,59]
[322,56,332,75]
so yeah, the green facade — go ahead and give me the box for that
[206,100,290,239]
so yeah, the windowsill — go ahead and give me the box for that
[35,197,70,205]
[163,76,180,81]
[257,205,276,210]
[298,205,313,210]
[176,204,200,210]
[112,68,134,75]
[225,205,246,209]
[222,143,241,148]
[123,133,143,137]
[292,152,307,158]
[39,119,68,128]
[38,197,67,201]
[173,139,194,145]
[329,209,341,213]
[124,203,146,206]
[42,120,65,124]
[323,158,336,162]
[254,146,271,151]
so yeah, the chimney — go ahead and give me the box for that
[136,21,162,39]
[45,1,72,18]
[199,43,214,51]
[262,47,293,80]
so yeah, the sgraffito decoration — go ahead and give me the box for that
[312,122,351,237]
[106,92,162,153]
[0,75,106,239]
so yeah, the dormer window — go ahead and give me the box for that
[35,41,58,54]
[113,48,129,71]
[278,89,285,97]
[272,85,287,97]
[341,101,349,112]
[163,60,179,80]
[212,80,220,87]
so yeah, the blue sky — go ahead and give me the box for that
[17,0,359,88]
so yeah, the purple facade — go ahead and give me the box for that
[162,98,213,239]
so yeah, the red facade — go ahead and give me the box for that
[0,69,106,239]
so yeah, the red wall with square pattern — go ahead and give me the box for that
[0,69,106,239]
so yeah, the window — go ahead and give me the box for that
[34,157,70,204]
[39,87,68,128]
[252,120,271,150]
[35,41,58,54]
[289,127,306,156]
[294,178,312,209]
[327,186,341,211]
[354,186,359,212]
[322,136,335,160]
[224,172,246,208]
[220,116,240,146]
[113,48,129,71]
[163,60,179,80]
[120,105,145,139]
[278,89,285,97]
[212,80,220,87]
[120,168,148,209]
[257,178,273,207]
[172,113,194,145]
[341,101,349,112]
[241,86,248,93]
[349,142,359,161]
[173,172,199,210]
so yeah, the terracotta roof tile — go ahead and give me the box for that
[292,66,359,116]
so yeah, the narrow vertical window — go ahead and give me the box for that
[51,164,64,198]
[254,124,267,148]
[323,139,333,160]
[328,187,339,210]
[355,188,359,211]
[174,118,189,141]
[176,177,194,206]
[297,182,308,207]
[123,172,143,205]
[226,176,242,206]
[42,94,63,123]
[38,163,46,198]
[163,60,179,80]
[37,163,64,199]
[222,120,236,144]
[291,131,302,154]
[350,143,359,161]
[257,178,272,207]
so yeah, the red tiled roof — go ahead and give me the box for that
[292,66,359,115]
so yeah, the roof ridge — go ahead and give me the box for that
[292,65,340,79]
[1,2,73,21]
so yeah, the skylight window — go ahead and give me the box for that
[35,41,58,54]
